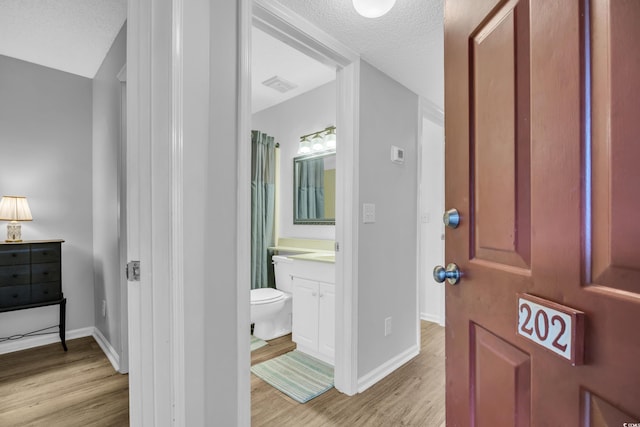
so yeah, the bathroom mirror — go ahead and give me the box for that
[293,151,336,225]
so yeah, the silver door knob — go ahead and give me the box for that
[443,209,460,228]
[433,263,462,285]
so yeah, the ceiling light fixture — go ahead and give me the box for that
[353,0,397,18]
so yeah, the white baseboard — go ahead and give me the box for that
[0,326,122,373]
[92,327,121,372]
[421,311,444,327]
[0,326,94,355]
[357,344,420,393]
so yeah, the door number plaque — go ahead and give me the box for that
[517,294,585,366]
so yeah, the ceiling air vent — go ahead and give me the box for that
[262,75,298,93]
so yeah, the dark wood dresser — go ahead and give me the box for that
[0,240,67,350]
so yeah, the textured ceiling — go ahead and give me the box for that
[276,0,444,110]
[0,0,443,109]
[0,0,127,78]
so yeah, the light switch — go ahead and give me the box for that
[363,203,376,224]
[391,146,405,164]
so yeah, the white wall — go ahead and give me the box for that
[252,81,336,241]
[204,0,249,424]
[92,24,127,361]
[357,61,419,379]
[0,55,94,340]
[419,115,445,325]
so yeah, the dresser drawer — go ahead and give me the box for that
[0,265,30,286]
[31,243,61,264]
[31,282,62,304]
[0,285,30,308]
[31,263,61,283]
[0,247,30,266]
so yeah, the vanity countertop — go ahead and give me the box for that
[269,246,335,263]
[268,246,316,254]
[289,251,335,264]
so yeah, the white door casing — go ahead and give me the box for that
[418,98,445,326]
[127,1,361,424]
[117,64,129,375]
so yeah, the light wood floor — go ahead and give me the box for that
[251,321,446,427]
[0,336,129,427]
[0,321,443,426]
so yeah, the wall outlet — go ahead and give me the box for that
[102,300,107,318]
[384,317,392,336]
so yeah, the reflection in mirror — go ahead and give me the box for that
[294,151,336,224]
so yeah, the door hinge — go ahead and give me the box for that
[335,242,340,252]
[126,261,141,281]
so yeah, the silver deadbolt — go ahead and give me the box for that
[443,209,460,228]
[433,263,462,285]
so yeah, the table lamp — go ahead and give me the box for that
[0,196,33,242]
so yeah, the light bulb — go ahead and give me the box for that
[353,0,396,18]
[311,133,325,151]
[299,137,311,154]
[324,128,336,149]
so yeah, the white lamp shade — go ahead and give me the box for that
[353,0,397,18]
[0,196,33,221]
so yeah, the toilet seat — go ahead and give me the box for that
[251,288,284,305]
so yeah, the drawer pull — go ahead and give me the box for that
[43,272,49,276]
[11,253,16,257]
[42,252,48,256]
[43,290,49,294]
[12,274,18,278]
[12,294,18,298]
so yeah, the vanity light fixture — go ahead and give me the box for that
[353,0,396,18]
[0,196,33,242]
[298,126,337,154]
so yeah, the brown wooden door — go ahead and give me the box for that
[444,0,640,425]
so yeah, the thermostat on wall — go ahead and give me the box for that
[391,145,405,164]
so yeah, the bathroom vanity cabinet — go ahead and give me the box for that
[292,277,335,365]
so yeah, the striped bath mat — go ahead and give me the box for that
[251,335,268,352]
[251,350,334,403]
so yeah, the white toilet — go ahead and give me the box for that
[250,255,293,340]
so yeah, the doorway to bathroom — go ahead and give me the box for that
[249,6,337,391]
[247,0,360,397]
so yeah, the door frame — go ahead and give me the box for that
[127,0,363,423]
[126,0,175,424]
[117,64,129,374]
[248,0,360,395]
[417,97,445,327]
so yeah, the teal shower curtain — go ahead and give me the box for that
[251,130,276,289]
[297,158,325,219]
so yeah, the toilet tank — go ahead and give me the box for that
[272,255,294,293]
